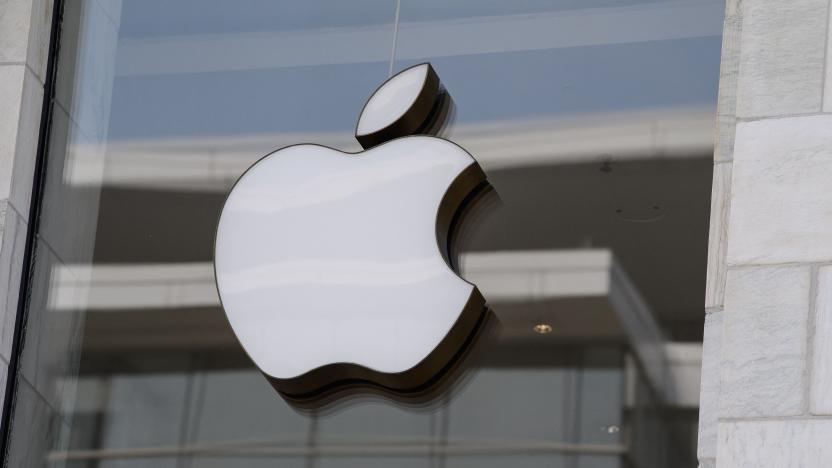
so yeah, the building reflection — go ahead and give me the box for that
[7,0,720,466]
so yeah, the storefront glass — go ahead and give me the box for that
[4,1,723,466]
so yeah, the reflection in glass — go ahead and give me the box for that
[6,0,719,466]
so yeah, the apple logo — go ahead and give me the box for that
[214,63,491,400]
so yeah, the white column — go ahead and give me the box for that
[700,0,832,466]
[0,0,53,407]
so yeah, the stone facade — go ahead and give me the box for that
[698,0,832,466]
[3,0,832,465]
[0,0,52,412]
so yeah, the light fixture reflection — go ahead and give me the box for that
[533,323,553,334]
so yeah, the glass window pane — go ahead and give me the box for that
[5,1,720,467]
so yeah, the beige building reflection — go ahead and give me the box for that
[20,0,718,466]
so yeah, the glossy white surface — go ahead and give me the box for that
[214,136,476,379]
[356,64,429,137]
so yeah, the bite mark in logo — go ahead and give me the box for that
[214,64,491,400]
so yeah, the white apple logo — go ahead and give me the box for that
[214,64,489,399]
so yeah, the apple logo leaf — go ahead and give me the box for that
[214,63,491,402]
[356,63,445,149]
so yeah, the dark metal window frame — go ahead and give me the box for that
[0,0,64,463]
